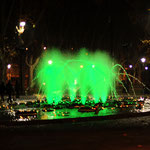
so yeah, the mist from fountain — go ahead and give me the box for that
[36,48,117,105]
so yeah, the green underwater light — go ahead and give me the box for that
[36,48,116,105]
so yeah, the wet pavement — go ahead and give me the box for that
[0,97,149,122]
[0,97,148,122]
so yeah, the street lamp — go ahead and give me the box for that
[145,66,148,70]
[16,20,26,94]
[43,46,47,50]
[7,64,11,69]
[7,64,11,80]
[16,21,26,35]
[140,57,146,63]
[20,21,26,27]
[129,65,133,69]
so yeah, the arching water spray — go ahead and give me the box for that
[112,64,136,98]
[125,74,150,93]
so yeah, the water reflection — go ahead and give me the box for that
[1,98,150,121]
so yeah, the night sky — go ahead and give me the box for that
[0,0,150,55]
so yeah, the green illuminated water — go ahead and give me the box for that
[36,48,116,105]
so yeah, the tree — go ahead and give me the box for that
[25,55,40,89]
[0,0,18,83]
[22,26,43,91]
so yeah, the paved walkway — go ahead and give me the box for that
[0,116,150,150]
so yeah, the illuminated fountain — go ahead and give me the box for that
[3,48,149,122]
[36,48,117,105]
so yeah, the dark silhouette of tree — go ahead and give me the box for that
[0,36,17,82]
[0,0,18,83]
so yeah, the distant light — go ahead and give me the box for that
[20,21,26,27]
[26,48,28,51]
[80,65,84,68]
[44,46,47,50]
[139,97,144,101]
[48,60,53,64]
[43,83,46,85]
[141,57,146,63]
[145,66,148,70]
[92,65,95,68]
[7,64,11,69]
[129,65,132,68]
[33,24,36,28]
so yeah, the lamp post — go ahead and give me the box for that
[16,20,26,94]
[7,64,11,80]
[140,57,147,94]
[16,21,26,36]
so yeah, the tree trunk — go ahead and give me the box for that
[133,68,136,84]
[29,66,34,88]
[137,66,142,82]
[0,60,7,83]
[26,55,40,91]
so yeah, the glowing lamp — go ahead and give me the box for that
[20,21,26,27]
[7,64,11,69]
[141,57,146,63]
[145,66,148,70]
[129,65,132,68]
[16,21,26,35]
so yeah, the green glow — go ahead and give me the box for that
[36,48,116,105]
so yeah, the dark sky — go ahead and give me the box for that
[0,0,150,53]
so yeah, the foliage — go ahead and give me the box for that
[0,35,18,82]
